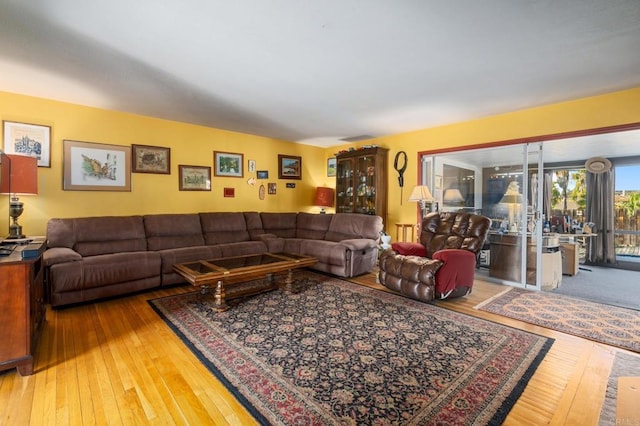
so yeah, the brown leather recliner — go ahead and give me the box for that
[379,211,491,302]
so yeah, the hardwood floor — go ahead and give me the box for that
[0,273,631,425]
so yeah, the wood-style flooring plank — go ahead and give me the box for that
[0,273,633,425]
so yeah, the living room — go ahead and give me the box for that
[1,2,640,425]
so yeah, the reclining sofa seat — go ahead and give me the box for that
[45,216,162,307]
[379,211,490,302]
[258,212,383,277]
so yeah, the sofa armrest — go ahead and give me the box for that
[432,249,477,297]
[43,247,82,267]
[338,238,378,251]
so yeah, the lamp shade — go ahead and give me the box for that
[499,181,522,204]
[1,154,38,195]
[314,186,335,207]
[408,185,433,202]
[443,188,464,203]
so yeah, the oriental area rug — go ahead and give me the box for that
[475,288,640,353]
[149,271,553,425]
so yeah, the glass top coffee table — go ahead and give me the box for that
[173,252,317,312]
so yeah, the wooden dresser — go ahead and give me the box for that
[0,239,46,376]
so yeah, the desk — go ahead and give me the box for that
[488,233,562,288]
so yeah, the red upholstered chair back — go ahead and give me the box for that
[419,212,491,258]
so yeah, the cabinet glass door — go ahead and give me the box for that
[336,158,355,213]
[355,155,376,214]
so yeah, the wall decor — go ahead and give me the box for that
[214,151,243,177]
[286,183,296,188]
[268,182,277,194]
[248,159,256,173]
[131,144,170,174]
[3,120,51,167]
[224,187,235,197]
[435,175,443,189]
[327,157,337,177]
[259,184,266,200]
[63,140,131,191]
[278,154,302,180]
[179,165,211,191]
[257,170,269,179]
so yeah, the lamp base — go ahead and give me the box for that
[7,223,25,239]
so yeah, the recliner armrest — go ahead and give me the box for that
[391,242,426,257]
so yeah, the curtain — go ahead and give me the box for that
[543,173,553,224]
[585,168,616,264]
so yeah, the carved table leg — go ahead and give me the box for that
[212,280,229,312]
[282,269,295,293]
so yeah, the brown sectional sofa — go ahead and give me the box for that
[44,212,383,307]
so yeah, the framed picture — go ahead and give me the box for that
[131,144,170,174]
[248,159,256,173]
[179,165,211,191]
[63,140,131,191]
[214,151,243,177]
[224,187,235,197]
[257,170,269,179]
[278,154,302,180]
[268,182,277,194]
[3,120,51,167]
[327,157,336,177]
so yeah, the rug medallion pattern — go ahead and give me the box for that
[150,271,553,425]
[476,288,640,353]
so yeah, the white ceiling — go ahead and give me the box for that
[1,1,639,149]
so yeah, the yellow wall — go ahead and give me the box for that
[0,92,332,236]
[330,87,640,232]
[3,87,640,238]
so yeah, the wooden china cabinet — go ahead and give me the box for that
[0,240,46,376]
[335,147,388,228]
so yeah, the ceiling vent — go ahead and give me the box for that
[340,134,376,142]
[585,157,612,173]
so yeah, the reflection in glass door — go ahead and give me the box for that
[420,143,549,289]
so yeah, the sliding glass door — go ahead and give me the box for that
[420,143,549,290]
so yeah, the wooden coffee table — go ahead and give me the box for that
[173,252,317,312]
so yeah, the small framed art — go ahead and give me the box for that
[278,154,302,180]
[63,140,131,191]
[327,157,337,177]
[131,144,170,174]
[257,170,269,179]
[179,165,211,191]
[214,151,243,177]
[3,120,51,167]
[248,159,256,173]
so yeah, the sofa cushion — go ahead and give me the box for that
[46,218,75,248]
[296,212,333,240]
[157,245,222,274]
[200,212,250,245]
[243,212,265,239]
[260,212,297,238]
[144,214,205,250]
[73,216,148,256]
[325,213,383,242]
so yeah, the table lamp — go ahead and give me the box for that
[499,181,523,232]
[314,186,334,214]
[0,154,38,239]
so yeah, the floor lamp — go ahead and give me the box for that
[408,185,434,228]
